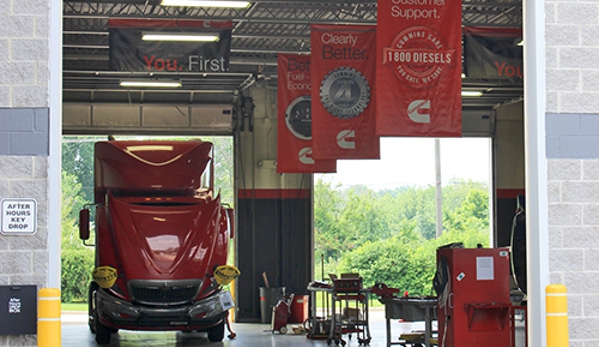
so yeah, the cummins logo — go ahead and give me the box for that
[407,99,431,123]
[337,130,356,149]
[298,147,314,164]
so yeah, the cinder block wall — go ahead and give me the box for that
[0,0,51,345]
[545,0,599,344]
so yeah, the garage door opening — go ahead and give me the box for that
[313,137,492,297]
[60,135,234,307]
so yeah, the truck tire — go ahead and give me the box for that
[95,319,112,345]
[207,321,225,342]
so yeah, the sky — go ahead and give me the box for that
[315,137,491,190]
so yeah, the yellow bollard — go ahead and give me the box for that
[38,288,61,347]
[546,284,569,347]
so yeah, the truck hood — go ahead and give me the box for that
[107,194,228,281]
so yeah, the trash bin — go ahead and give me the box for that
[259,287,285,324]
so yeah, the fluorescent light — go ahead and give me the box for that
[161,0,250,8]
[461,90,483,97]
[142,32,220,42]
[120,80,182,88]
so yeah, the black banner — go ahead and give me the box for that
[109,19,231,73]
[463,27,522,81]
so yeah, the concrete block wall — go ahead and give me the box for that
[546,0,599,344]
[0,0,50,108]
[547,159,599,343]
[0,0,51,345]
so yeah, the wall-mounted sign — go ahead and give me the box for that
[1,199,37,235]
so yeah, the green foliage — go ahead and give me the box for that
[60,170,93,302]
[61,248,94,303]
[315,178,491,295]
[61,171,87,249]
[62,137,99,204]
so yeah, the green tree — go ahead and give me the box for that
[314,177,492,290]
[314,179,344,261]
[61,171,87,248]
[209,136,234,205]
[60,171,95,302]
[62,137,98,204]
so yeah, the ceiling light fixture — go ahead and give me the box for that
[120,80,182,88]
[461,90,483,97]
[160,0,251,8]
[142,32,220,42]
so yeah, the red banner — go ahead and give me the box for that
[310,24,380,160]
[376,0,462,137]
[277,54,337,173]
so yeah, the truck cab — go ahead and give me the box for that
[79,140,234,344]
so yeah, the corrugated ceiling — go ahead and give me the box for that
[62,0,523,110]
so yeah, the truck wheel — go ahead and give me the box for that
[279,326,288,334]
[95,319,112,345]
[207,321,225,342]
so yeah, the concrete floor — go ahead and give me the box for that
[61,308,526,347]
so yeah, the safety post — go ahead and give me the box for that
[38,288,61,347]
[546,284,569,347]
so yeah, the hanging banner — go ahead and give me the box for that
[463,27,523,81]
[310,24,380,160]
[376,0,462,137]
[109,19,231,73]
[277,53,337,173]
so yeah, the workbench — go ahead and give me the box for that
[379,297,438,347]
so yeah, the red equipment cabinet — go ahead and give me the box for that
[436,247,512,347]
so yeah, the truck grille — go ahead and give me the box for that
[128,279,202,305]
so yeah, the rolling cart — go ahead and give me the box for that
[271,294,294,334]
[329,275,371,346]
[307,281,334,341]
[307,276,372,346]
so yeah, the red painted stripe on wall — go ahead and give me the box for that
[237,189,311,199]
[496,189,525,199]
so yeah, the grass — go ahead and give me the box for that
[61,302,87,311]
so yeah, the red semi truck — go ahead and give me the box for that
[79,140,235,345]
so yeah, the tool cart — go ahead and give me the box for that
[330,275,372,346]
[307,275,372,346]
[306,281,334,341]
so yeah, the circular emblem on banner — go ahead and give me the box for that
[384,26,454,89]
[319,67,370,119]
[285,95,312,140]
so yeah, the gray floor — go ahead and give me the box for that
[61,308,526,347]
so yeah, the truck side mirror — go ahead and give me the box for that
[79,208,90,240]
[226,208,235,239]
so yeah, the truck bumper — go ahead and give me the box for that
[96,289,231,331]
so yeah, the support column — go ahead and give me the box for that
[235,85,313,322]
